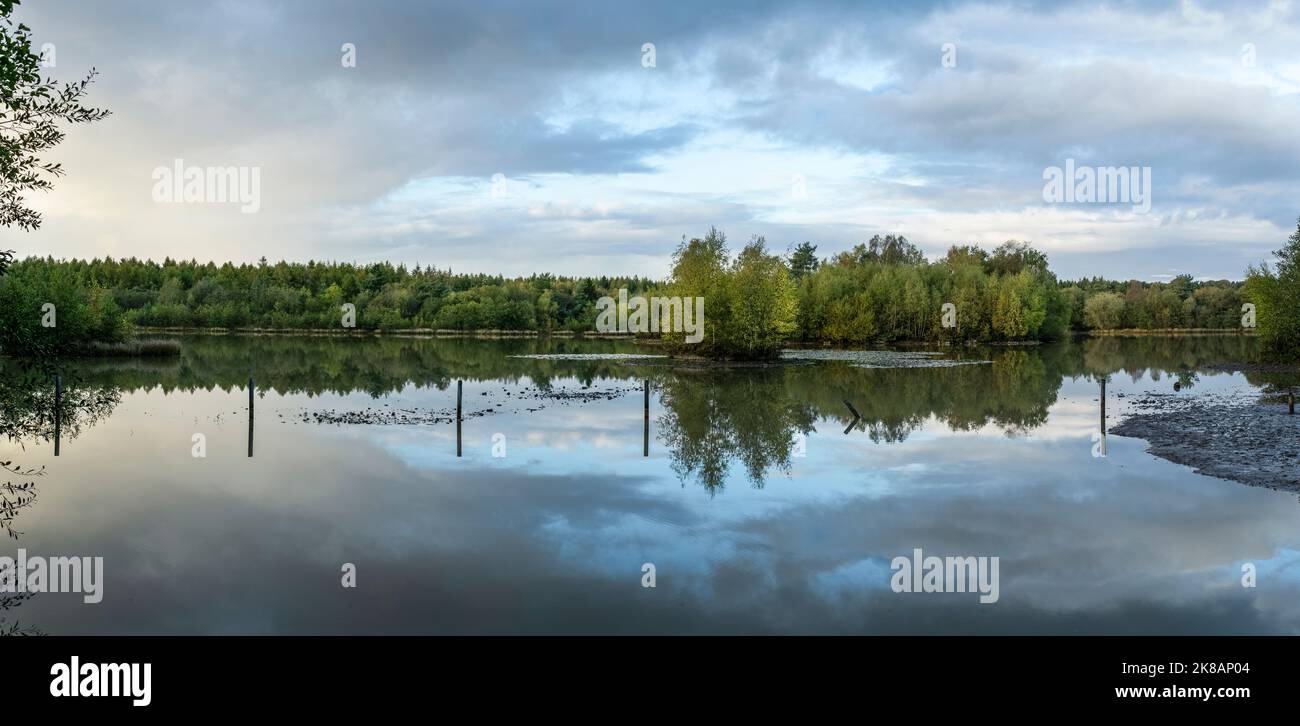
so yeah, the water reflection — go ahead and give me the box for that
[15,337,1124,490]
[1,368,119,634]
[2,334,1276,495]
[3,333,1298,634]
[657,368,817,492]
[1096,377,1108,457]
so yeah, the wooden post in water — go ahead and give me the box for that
[248,377,254,458]
[643,380,649,457]
[1100,377,1106,435]
[1290,390,1295,415]
[456,379,463,458]
[53,374,61,457]
[842,399,863,435]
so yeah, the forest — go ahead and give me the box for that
[0,225,1283,361]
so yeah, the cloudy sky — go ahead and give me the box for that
[4,0,1299,280]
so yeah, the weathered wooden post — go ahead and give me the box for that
[54,374,61,457]
[248,377,255,458]
[1100,377,1106,435]
[842,399,862,435]
[456,379,463,458]
[1290,390,1295,415]
[842,399,862,419]
[643,380,649,457]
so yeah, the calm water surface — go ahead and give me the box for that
[3,334,1298,634]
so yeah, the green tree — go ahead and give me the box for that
[1245,217,1300,360]
[986,240,1048,275]
[722,237,797,358]
[992,275,1027,338]
[664,228,730,350]
[787,241,819,280]
[662,231,796,359]
[1083,291,1126,330]
[2,0,110,230]
[0,0,112,358]
[858,234,924,265]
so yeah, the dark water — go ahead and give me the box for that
[3,334,1297,634]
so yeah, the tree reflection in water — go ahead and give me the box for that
[1,333,1266,500]
[656,369,817,494]
[0,366,120,635]
[654,349,1063,492]
[651,335,1267,492]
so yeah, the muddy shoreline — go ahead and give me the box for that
[1112,387,1300,491]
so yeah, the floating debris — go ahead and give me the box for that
[780,350,991,368]
[519,384,642,403]
[295,407,489,426]
[508,353,668,361]
[291,383,642,425]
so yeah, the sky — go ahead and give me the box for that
[3,0,1299,281]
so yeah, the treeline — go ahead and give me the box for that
[792,236,1247,339]
[790,236,1069,345]
[671,231,1248,357]
[0,223,1288,361]
[1060,277,1245,331]
[0,253,653,355]
[78,256,652,330]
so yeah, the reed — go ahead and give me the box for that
[85,339,182,357]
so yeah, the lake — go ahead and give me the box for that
[3,333,1298,634]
